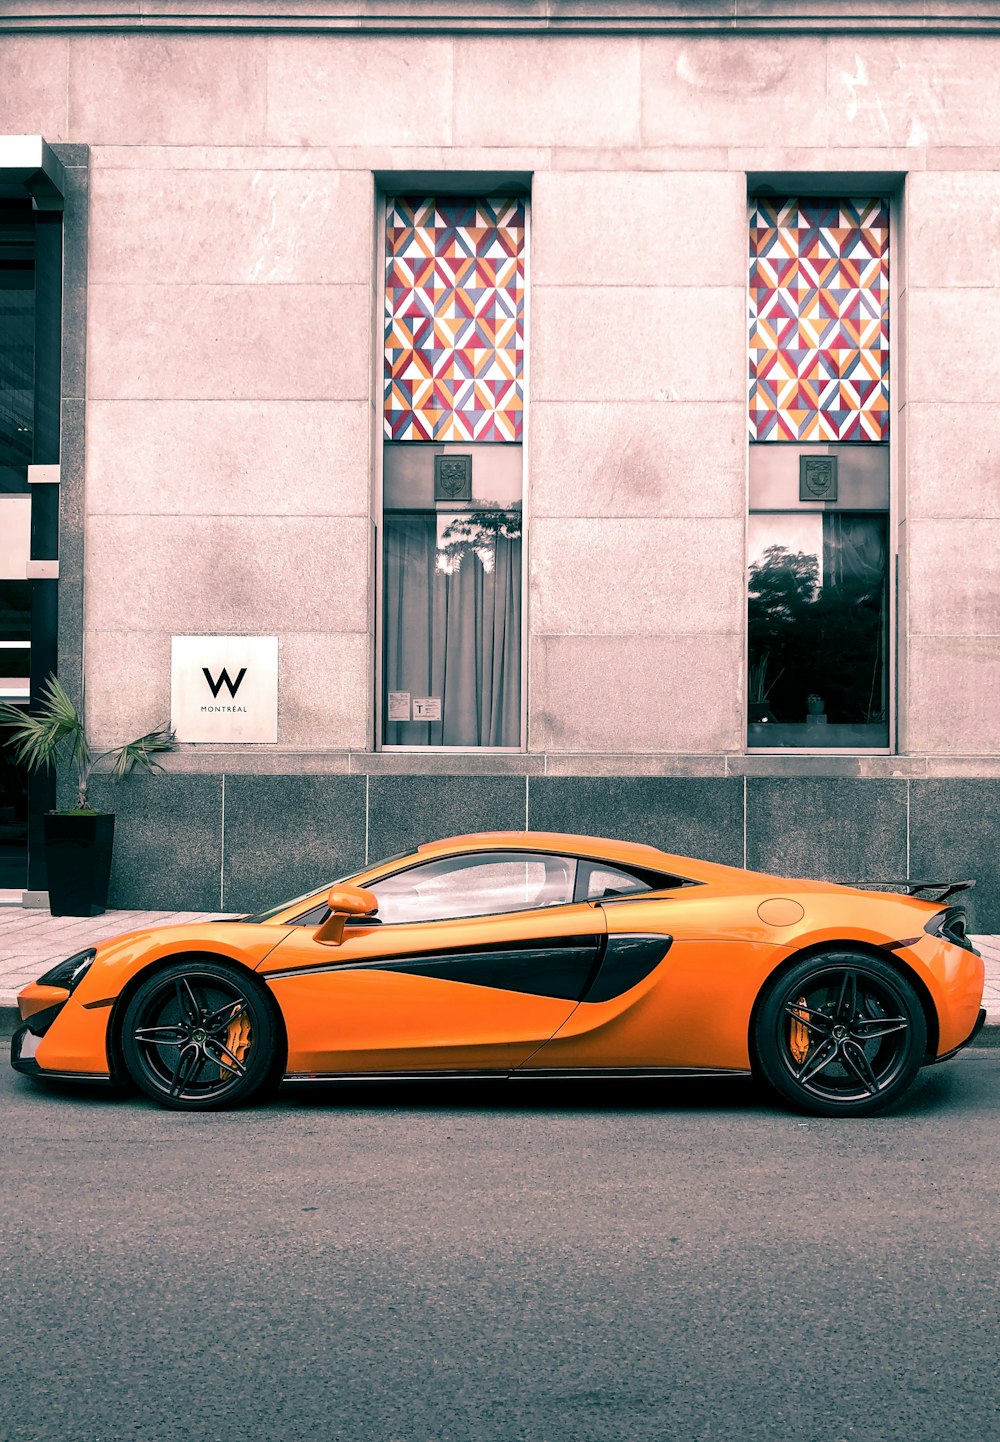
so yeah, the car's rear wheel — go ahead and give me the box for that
[753,952,927,1117]
[120,960,278,1111]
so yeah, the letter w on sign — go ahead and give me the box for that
[202,666,247,700]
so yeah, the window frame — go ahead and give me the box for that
[744,185,899,757]
[373,187,530,753]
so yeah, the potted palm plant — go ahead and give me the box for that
[0,675,175,916]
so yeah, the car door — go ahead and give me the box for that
[518,865,701,1072]
[258,850,608,1076]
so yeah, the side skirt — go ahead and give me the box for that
[283,1070,510,1084]
[514,1067,752,1081]
[282,1066,751,1085]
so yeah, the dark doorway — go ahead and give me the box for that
[0,201,35,891]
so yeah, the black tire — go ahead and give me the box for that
[120,960,279,1111]
[752,951,927,1118]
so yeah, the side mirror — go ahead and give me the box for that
[314,885,379,946]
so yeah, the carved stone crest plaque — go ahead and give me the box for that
[434,454,472,502]
[799,455,838,501]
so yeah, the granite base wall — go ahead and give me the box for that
[80,772,1000,930]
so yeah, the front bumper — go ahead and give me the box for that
[11,1019,113,1083]
[11,980,113,1084]
[10,995,67,1075]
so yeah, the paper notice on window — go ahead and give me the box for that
[413,696,442,721]
[387,691,411,721]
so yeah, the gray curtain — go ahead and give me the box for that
[383,513,521,746]
[822,513,886,596]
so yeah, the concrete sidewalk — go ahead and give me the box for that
[1,904,998,1035]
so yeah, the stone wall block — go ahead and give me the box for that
[904,636,1000,755]
[86,772,224,912]
[223,774,367,913]
[86,400,371,517]
[68,34,267,144]
[528,775,744,867]
[906,172,1000,290]
[88,282,371,401]
[367,774,527,859]
[83,629,173,750]
[0,36,69,138]
[530,517,744,636]
[279,631,371,750]
[528,401,744,519]
[531,285,744,403]
[745,777,908,883]
[529,634,743,753]
[531,170,746,287]
[907,289,1000,404]
[641,35,828,147]
[89,166,373,286]
[910,779,1000,932]
[266,36,454,147]
[454,36,640,147]
[907,519,1000,637]
[827,36,1000,149]
[907,403,1000,520]
[85,514,369,635]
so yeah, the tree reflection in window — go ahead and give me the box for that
[748,515,887,737]
[435,504,522,577]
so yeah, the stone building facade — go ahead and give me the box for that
[2,1,1000,926]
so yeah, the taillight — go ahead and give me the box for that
[924,907,978,954]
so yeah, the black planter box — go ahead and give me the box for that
[42,812,115,917]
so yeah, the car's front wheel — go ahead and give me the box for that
[120,960,279,1111]
[752,952,927,1117]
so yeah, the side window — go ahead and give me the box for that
[579,862,653,902]
[369,852,577,925]
[288,901,332,928]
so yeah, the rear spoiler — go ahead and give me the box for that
[853,879,976,904]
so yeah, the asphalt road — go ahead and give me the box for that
[2,1052,999,1442]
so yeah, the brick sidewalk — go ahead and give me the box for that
[1,904,998,1026]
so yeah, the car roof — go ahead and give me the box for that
[411,831,748,884]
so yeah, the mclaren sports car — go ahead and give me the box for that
[11,831,987,1116]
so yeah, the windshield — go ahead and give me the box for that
[236,848,420,923]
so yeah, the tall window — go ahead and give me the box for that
[0,202,34,887]
[747,197,890,750]
[381,196,525,748]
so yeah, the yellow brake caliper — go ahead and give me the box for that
[789,996,810,1065]
[221,1010,252,1079]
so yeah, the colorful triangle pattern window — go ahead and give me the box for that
[384,196,525,443]
[749,197,889,443]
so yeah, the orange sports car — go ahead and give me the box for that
[11,831,987,1117]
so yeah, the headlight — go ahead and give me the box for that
[37,948,97,992]
[924,908,978,955]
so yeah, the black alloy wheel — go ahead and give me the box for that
[120,960,279,1111]
[753,952,927,1117]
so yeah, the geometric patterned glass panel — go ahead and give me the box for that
[384,196,525,443]
[749,197,889,443]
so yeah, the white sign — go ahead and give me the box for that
[413,696,441,722]
[171,636,278,743]
[387,690,411,721]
